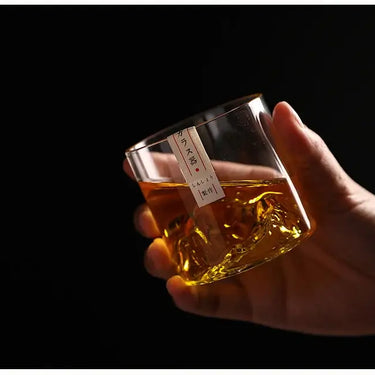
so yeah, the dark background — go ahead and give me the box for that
[1,4,375,369]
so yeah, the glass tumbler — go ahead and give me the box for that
[125,94,314,285]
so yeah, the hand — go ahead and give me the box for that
[124,101,375,336]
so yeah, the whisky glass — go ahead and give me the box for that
[125,94,314,285]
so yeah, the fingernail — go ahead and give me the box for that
[133,204,147,234]
[290,105,307,129]
[144,251,156,274]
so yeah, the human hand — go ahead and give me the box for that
[124,101,375,336]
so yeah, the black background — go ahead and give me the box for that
[1,4,375,369]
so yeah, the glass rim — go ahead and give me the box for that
[125,93,264,154]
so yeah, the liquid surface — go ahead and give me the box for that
[140,179,313,285]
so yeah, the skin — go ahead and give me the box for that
[124,102,375,336]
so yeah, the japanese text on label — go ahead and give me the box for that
[167,126,225,207]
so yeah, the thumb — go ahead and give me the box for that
[271,101,358,218]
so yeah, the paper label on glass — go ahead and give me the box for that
[167,126,225,208]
